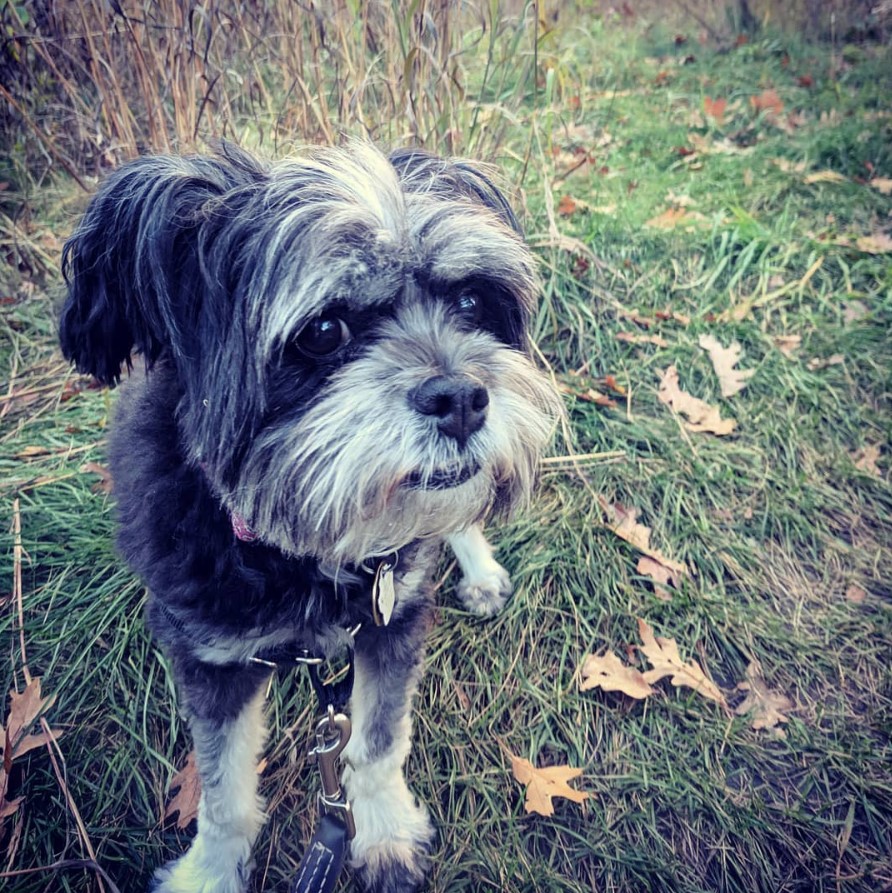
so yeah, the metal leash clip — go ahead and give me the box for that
[309,708,356,840]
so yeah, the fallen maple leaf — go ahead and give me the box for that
[698,334,755,397]
[658,365,737,435]
[637,619,726,706]
[164,751,201,829]
[579,651,654,699]
[509,755,590,817]
[734,661,793,737]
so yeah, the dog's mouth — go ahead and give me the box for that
[403,462,481,491]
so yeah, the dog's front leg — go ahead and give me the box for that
[343,602,436,893]
[152,662,269,893]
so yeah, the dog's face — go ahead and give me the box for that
[61,143,559,564]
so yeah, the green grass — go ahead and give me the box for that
[2,10,892,893]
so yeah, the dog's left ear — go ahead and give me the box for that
[60,147,264,385]
[388,148,523,236]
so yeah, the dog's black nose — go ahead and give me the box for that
[410,374,489,447]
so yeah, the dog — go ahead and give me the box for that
[59,142,560,893]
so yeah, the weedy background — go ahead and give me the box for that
[1,2,891,892]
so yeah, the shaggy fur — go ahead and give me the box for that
[60,142,559,892]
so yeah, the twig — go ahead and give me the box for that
[0,859,122,893]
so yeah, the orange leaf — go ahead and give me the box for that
[509,755,590,817]
[750,88,784,118]
[164,751,201,830]
[557,194,579,216]
[703,96,727,124]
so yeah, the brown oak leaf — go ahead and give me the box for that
[579,651,654,699]
[164,751,202,830]
[658,366,736,435]
[637,619,726,706]
[509,755,590,817]
[734,661,793,737]
[698,334,755,397]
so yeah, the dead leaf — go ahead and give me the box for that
[773,334,801,357]
[855,232,892,254]
[843,300,868,325]
[557,195,580,216]
[806,354,844,371]
[509,755,590,817]
[698,334,755,397]
[164,751,201,829]
[579,651,654,699]
[645,207,708,230]
[1,679,63,825]
[845,584,867,604]
[734,661,793,737]
[868,177,892,195]
[803,170,847,185]
[658,366,737,435]
[80,462,113,494]
[852,444,882,477]
[617,331,669,348]
[704,96,727,125]
[637,555,677,601]
[601,501,688,579]
[637,619,727,706]
[750,88,784,119]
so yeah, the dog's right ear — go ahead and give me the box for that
[60,150,259,385]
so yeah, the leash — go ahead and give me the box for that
[291,651,357,893]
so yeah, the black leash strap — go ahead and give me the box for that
[292,650,357,893]
[291,813,349,893]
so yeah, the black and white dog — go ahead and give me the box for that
[60,142,559,893]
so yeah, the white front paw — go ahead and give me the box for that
[456,560,513,617]
[150,836,252,893]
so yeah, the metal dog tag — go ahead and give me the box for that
[371,560,396,626]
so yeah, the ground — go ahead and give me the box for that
[1,9,890,893]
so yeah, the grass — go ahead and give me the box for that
[2,5,892,893]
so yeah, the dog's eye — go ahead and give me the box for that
[453,290,483,324]
[294,314,352,359]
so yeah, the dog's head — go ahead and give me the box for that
[61,143,560,564]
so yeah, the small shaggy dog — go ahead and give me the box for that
[59,142,559,892]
